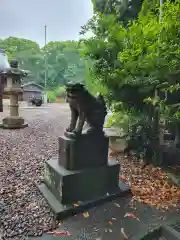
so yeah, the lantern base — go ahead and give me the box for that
[0,116,28,129]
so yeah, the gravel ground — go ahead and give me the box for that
[0,103,70,239]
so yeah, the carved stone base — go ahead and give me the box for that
[1,116,28,129]
[38,181,131,221]
[43,156,121,205]
[38,156,131,220]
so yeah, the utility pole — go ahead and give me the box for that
[44,25,48,104]
[44,25,47,89]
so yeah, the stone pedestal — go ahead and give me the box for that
[39,131,131,220]
[2,116,27,129]
[58,132,109,170]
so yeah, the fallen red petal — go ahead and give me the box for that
[120,175,126,181]
[47,230,71,236]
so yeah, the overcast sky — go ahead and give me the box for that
[0,0,93,46]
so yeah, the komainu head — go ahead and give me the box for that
[65,83,86,103]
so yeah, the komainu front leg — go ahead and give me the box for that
[66,108,78,132]
[74,112,85,134]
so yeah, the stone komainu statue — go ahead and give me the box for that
[65,83,107,135]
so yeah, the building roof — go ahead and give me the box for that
[22,82,44,90]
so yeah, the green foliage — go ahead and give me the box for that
[0,37,86,89]
[105,103,149,136]
[105,110,130,134]
[82,0,180,109]
[91,0,144,25]
[46,90,56,102]
[84,60,94,94]
[42,41,86,87]
[84,59,108,96]
[81,0,180,163]
[46,86,66,102]
[55,86,66,97]
[0,37,40,60]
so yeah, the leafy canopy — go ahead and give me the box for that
[82,0,180,110]
[0,37,86,89]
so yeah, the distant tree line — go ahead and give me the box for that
[0,37,86,90]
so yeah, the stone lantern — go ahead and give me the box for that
[0,49,10,113]
[0,57,28,129]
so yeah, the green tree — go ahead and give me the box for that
[0,37,40,60]
[82,0,180,106]
[0,38,86,89]
[42,41,86,87]
[81,0,180,162]
[91,0,144,24]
